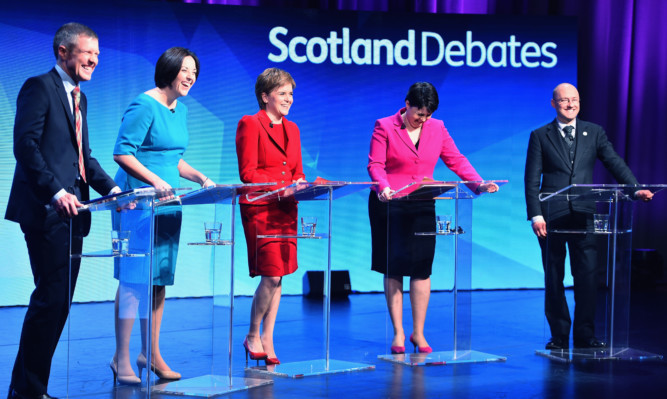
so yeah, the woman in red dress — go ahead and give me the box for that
[236,68,305,365]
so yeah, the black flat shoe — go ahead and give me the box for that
[574,337,607,349]
[545,337,569,350]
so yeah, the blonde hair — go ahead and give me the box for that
[255,68,296,110]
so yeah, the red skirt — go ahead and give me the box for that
[240,201,298,277]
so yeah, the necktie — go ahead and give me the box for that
[72,87,86,183]
[563,125,574,147]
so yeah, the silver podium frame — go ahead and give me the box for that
[377,180,508,366]
[535,183,666,362]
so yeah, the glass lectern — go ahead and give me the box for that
[67,187,183,398]
[377,180,508,366]
[68,185,274,398]
[244,181,377,378]
[535,184,666,362]
[151,184,274,396]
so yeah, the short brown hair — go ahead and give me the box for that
[254,68,296,110]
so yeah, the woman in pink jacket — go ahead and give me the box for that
[367,82,498,354]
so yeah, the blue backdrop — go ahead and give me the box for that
[0,0,576,305]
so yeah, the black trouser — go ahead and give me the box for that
[539,212,597,343]
[11,211,83,397]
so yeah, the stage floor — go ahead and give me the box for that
[1,289,666,398]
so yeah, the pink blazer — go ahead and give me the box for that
[367,108,482,193]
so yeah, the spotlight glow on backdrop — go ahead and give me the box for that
[0,0,576,305]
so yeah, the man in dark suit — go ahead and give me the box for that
[524,83,653,350]
[5,23,119,399]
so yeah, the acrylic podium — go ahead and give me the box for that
[151,184,274,397]
[68,185,274,398]
[376,180,508,366]
[67,187,182,398]
[244,180,376,378]
[535,184,666,362]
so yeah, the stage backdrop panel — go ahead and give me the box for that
[0,0,576,305]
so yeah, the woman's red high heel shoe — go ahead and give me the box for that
[264,357,281,365]
[409,334,433,354]
[390,346,406,354]
[243,337,268,365]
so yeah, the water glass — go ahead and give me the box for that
[593,214,609,233]
[111,230,130,255]
[204,221,222,242]
[437,215,452,234]
[301,216,317,236]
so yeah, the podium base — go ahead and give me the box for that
[535,347,664,363]
[151,374,272,397]
[247,359,375,378]
[378,350,507,366]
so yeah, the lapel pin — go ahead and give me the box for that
[583,131,588,136]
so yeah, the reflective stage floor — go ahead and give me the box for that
[1,289,666,398]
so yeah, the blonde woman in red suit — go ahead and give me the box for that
[236,68,305,365]
[367,82,498,354]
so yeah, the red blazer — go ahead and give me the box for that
[367,108,482,194]
[236,110,305,204]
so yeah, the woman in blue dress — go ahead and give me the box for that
[110,47,215,385]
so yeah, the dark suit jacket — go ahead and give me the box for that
[5,68,117,233]
[525,118,639,221]
[235,109,305,205]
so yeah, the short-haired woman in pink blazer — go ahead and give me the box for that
[367,82,498,354]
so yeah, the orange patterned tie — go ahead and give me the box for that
[72,86,86,183]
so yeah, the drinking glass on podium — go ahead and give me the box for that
[301,216,317,236]
[205,221,222,242]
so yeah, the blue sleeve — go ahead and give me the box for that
[113,96,153,156]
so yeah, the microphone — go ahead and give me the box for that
[269,122,273,128]
[170,108,175,113]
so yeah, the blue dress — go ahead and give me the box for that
[112,93,188,286]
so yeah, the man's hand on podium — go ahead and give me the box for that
[636,190,653,202]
